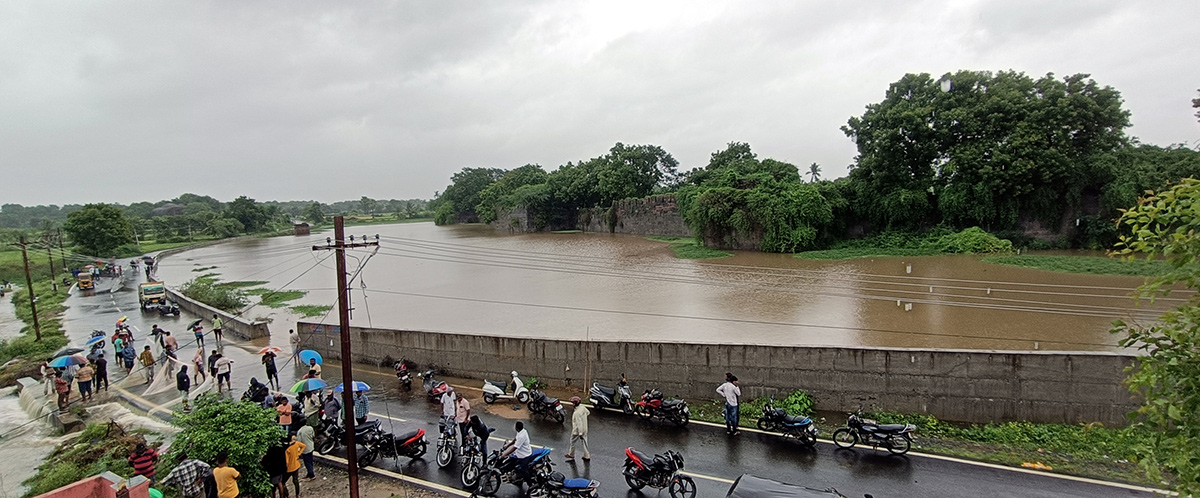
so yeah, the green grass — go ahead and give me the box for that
[0,278,69,366]
[645,237,732,259]
[550,230,582,234]
[215,280,269,289]
[981,255,1171,276]
[340,215,434,227]
[290,305,332,318]
[22,423,153,497]
[191,265,218,272]
[797,227,1013,260]
[796,247,941,259]
[253,290,306,308]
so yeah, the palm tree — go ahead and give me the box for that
[808,163,821,183]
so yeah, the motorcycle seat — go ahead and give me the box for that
[782,415,810,425]
[563,478,592,489]
[877,424,907,432]
[629,448,653,465]
[354,420,381,434]
[395,429,421,442]
[662,399,683,408]
[594,385,615,397]
[486,380,507,391]
[766,408,788,418]
[543,396,559,405]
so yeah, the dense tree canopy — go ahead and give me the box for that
[62,204,134,255]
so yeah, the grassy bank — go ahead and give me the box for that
[1,279,69,365]
[179,271,325,317]
[981,255,1170,276]
[797,227,1013,260]
[687,392,1163,487]
[646,237,733,259]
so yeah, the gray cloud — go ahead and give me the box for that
[1,1,1197,205]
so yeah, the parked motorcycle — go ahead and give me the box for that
[475,448,554,497]
[316,418,384,455]
[481,371,530,404]
[394,360,413,390]
[622,447,696,498]
[530,470,600,498]
[149,302,180,317]
[780,414,819,447]
[435,417,458,468]
[357,426,428,467]
[635,389,690,427]
[756,397,788,431]
[589,374,634,414]
[833,410,916,455]
[460,427,495,488]
[527,384,565,423]
[89,330,107,352]
[421,368,450,401]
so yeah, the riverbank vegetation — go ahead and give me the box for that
[1,279,69,366]
[433,70,1200,260]
[646,237,732,259]
[22,422,153,497]
[179,272,324,318]
[796,227,1012,260]
[981,255,1170,276]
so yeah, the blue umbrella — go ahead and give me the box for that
[289,378,328,393]
[298,350,323,365]
[49,355,87,368]
[82,336,104,347]
[334,381,370,393]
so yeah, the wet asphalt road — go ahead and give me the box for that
[62,272,1155,498]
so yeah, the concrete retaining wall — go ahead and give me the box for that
[579,196,692,238]
[296,323,1139,425]
[166,288,270,340]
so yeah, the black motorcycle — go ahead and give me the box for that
[528,384,565,423]
[316,418,384,455]
[149,302,180,316]
[634,389,690,427]
[623,447,696,498]
[589,374,634,414]
[357,426,427,467]
[756,397,789,431]
[833,410,916,455]
[394,360,413,390]
[475,447,554,496]
[530,470,600,498]
[460,427,495,488]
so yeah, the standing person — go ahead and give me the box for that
[161,452,212,498]
[353,390,369,425]
[306,358,321,379]
[211,314,224,343]
[121,343,136,374]
[468,415,490,456]
[192,349,207,385]
[284,434,305,497]
[455,392,470,443]
[151,325,166,349]
[75,362,95,403]
[94,353,109,392]
[177,365,192,411]
[54,372,69,412]
[193,322,205,349]
[276,395,293,434]
[128,442,160,485]
[139,346,157,383]
[296,423,316,481]
[163,331,179,362]
[717,374,742,435]
[322,390,341,426]
[40,359,54,396]
[262,438,288,498]
[302,392,321,429]
[63,363,78,395]
[288,329,300,361]
[440,387,457,439]
[564,396,590,460]
[215,355,234,394]
[207,349,220,379]
[113,335,124,360]
[262,351,279,390]
[213,451,240,498]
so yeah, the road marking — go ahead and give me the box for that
[315,453,472,497]
[682,471,734,484]
[372,413,408,423]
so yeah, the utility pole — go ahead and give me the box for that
[46,243,57,293]
[56,229,67,270]
[311,216,378,498]
[17,237,41,341]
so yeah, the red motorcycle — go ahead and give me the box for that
[635,389,690,427]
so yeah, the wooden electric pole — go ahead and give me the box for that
[17,237,41,341]
[311,216,378,498]
[56,229,67,270]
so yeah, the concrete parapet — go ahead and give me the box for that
[165,288,269,340]
[296,322,1140,426]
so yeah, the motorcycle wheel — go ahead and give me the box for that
[624,474,647,490]
[669,475,697,498]
[517,392,530,404]
[622,401,634,415]
[635,406,652,420]
[461,461,481,488]
[833,428,857,449]
[756,419,775,431]
[316,435,337,455]
[436,439,454,468]
[674,412,690,427]
[484,393,497,404]
[528,483,549,498]
[359,448,378,468]
[887,436,912,455]
[412,441,427,459]
[477,469,501,496]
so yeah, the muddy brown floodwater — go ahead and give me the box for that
[157,222,1173,352]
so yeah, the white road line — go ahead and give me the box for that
[682,471,735,484]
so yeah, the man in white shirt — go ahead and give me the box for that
[716,373,741,435]
[440,388,458,439]
[501,421,534,478]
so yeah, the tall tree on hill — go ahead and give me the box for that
[62,204,134,255]
[222,196,268,233]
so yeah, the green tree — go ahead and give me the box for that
[168,395,280,498]
[359,196,378,215]
[476,165,548,223]
[808,163,821,183]
[222,196,268,233]
[302,202,325,225]
[1111,177,1200,494]
[62,204,134,255]
[205,217,243,238]
[434,167,506,224]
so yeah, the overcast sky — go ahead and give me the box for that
[2,1,1198,206]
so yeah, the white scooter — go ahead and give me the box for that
[481,371,530,404]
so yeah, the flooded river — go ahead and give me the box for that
[156,223,1168,352]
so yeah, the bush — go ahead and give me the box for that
[179,278,247,312]
[168,395,282,498]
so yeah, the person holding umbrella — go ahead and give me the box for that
[189,319,205,349]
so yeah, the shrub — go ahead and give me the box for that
[168,395,282,498]
[179,278,247,312]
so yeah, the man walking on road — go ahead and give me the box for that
[177,365,192,411]
[289,329,301,361]
[211,314,224,343]
[717,373,742,435]
[564,396,590,461]
[94,353,109,392]
[215,355,234,394]
[139,346,157,383]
